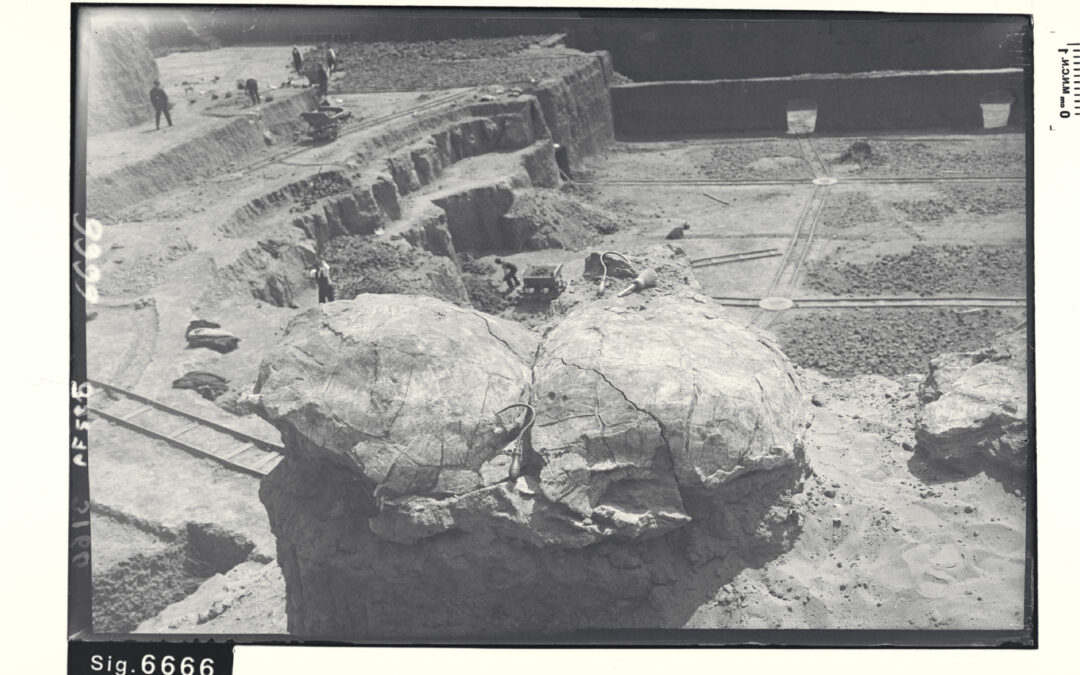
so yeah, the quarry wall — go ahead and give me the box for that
[611,69,1028,136]
[87,89,319,216]
[87,21,160,136]
[530,53,615,168]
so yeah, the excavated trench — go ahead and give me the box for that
[93,520,256,633]
[214,95,613,312]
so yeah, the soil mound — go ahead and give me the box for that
[323,236,469,307]
[500,188,625,250]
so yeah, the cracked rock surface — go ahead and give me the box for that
[915,328,1029,474]
[252,291,807,637]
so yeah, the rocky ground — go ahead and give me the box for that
[772,308,1024,378]
[820,136,1027,177]
[314,37,596,91]
[804,244,1027,296]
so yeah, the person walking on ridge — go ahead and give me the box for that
[149,80,172,130]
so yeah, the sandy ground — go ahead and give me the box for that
[677,371,1026,630]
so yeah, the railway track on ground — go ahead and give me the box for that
[218,89,475,179]
[690,248,782,268]
[87,379,284,478]
[796,135,831,178]
[748,181,832,326]
[713,295,1027,309]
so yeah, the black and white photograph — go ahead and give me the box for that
[65,2,1044,654]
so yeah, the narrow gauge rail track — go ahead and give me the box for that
[217,89,474,179]
[750,181,832,321]
[796,135,831,178]
[713,295,1027,309]
[87,379,284,478]
[690,248,781,268]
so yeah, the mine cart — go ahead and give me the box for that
[521,264,566,299]
[300,106,353,141]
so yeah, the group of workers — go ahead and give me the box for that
[292,44,337,98]
[148,44,342,130]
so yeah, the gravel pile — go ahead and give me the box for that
[891,183,1025,223]
[459,253,496,276]
[339,36,558,62]
[310,37,589,91]
[891,199,957,222]
[290,172,355,212]
[463,274,512,315]
[503,188,625,250]
[805,244,1027,296]
[323,236,466,305]
[943,183,1027,216]
[822,192,882,230]
[777,308,1023,377]
[696,141,809,180]
[830,139,1025,177]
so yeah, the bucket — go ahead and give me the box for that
[980,91,1015,129]
[786,98,819,134]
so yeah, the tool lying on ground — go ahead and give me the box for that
[185,320,240,353]
[597,251,634,297]
[701,191,730,206]
[493,403,536,480]
[618,268,659,297]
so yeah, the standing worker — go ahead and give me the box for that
[494,258,520,291]
[326,45,338,74]
[245,78,260,105]
[292,46,303,74]
[308,259,335,304]
[315,62,329,98]
[149,80,172,130]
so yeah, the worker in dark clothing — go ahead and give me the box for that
[326,46,337,74]
[149,80,172,130]
[666,223,690,240]
[315,63,329,97]
[308,260,335,304]
[494,258,520,291]
[292,46,303,74]
[245,78,260,105]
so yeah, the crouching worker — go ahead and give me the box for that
[308,259,335,303]
[495,258,520,291]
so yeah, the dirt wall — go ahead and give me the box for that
[87,89,319,216]
[532,52,615,168]
[87,21,160,136]
[612,70,1028,136]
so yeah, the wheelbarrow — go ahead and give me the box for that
[300,106,352,141]
[521,264,566,299]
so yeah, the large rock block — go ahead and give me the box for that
[252,292,807,637]
[915,328,1029,472]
